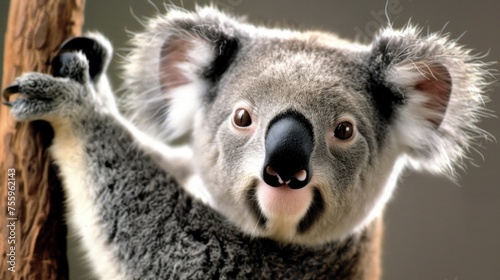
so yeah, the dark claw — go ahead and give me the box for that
[3,84,20,101]
[2,101,13,107]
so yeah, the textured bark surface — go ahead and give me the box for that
[0,0,85,279]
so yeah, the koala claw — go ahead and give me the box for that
[2,84,20,108]
[3,83,20,98]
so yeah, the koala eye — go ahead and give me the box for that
[233,108,252,127]
[334,122,354,140]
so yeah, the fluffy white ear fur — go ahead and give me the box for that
[158,37,213,142]
[121,6,241,144]
[124,34,214,143]
[381,27,492,176]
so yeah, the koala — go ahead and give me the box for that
[3,6,491,280]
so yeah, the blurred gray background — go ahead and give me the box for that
[1,1,499,279]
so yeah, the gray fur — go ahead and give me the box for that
[122,6,491,245]
[5,51,373,279]
[4,5,491,279]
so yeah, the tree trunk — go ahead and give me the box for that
[0,0,86,279]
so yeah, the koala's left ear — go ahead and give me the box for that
[368,27,491,175]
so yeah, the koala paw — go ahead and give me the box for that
[3,52,91,121]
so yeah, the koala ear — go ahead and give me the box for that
[123,7,241,143]
[369,27,491,175]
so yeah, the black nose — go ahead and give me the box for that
[262,112,314,189]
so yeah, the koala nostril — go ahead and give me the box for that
[294,170,307,182]
[265,166,278,177]
[264,165,310,189]
[262,112,314,190]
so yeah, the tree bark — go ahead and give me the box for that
[0,0,86,279]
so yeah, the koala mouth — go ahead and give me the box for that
[245,179,325,234]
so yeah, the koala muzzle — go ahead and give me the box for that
[263,113,314,189]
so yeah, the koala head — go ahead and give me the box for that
[122,7,490,245]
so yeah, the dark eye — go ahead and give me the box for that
[334,122,354,140]
[233,109,252,127]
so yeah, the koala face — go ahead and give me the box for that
[191,41,395,244]
[122,7,489,245]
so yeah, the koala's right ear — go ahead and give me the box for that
[123,6,243,143]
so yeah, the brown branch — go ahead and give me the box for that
[0,0,86,279]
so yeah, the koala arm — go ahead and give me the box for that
[3,40,182,278]
[3,36,375,280]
